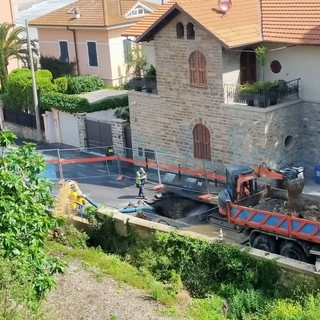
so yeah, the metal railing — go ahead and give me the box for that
[224,78,300,107]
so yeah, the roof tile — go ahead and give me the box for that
[29,0,158,28]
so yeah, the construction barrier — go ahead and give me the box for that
[41,146,227,197]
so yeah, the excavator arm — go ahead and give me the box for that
[252,163,284,180]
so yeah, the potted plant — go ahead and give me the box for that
[256,82,269,108]
[239,82,256,106]
[144,64,157,93]
[265,80,280,105]
[125,46,147,91]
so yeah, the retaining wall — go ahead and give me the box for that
[72,207,320,287]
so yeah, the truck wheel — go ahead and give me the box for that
[280,242,307,262]
[252,234,278,253]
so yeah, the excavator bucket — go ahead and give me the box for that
[284,177,305,196]
[283,176,305,210]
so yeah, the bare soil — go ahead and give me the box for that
[43,260,187,320]
[254,198,320,221]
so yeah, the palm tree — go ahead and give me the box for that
[0,22,38,93]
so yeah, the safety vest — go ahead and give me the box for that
[136,171,141,185]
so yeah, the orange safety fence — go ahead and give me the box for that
[45,154,226,183]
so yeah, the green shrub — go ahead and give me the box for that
[90,96,128,112]
[40,91,90,113]
[263,299,302,320]
[3,68,56,111]
[40,91,127,114]
[40,56,76,78]
[226,288,265,319]
[54,76,68,93]
[67,75,104,94]
[186,295,227,320]
[114,106,129,122]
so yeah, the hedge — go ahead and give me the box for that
[67,75,104,94]
[40,92,90,114]
[40,91,128,114]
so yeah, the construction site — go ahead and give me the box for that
[42,144,320,272]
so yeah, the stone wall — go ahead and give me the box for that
[128,12,310,175]
[3,121,46,141]
[300,101,320,177]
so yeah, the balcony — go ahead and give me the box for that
[224,78,300,107]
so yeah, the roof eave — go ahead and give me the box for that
[133,5,180,42]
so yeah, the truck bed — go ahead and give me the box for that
[227,187,320,244]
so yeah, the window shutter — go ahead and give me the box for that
[189,51,207,87]
[87,42,98,67]
[59,41,69,63]
[193,124,211,160]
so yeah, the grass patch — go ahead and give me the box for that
[47,242,177,306]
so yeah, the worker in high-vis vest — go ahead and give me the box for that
[136,167,147,199]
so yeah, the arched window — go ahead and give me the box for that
[193,124,211,160]
[176,22,184,39]
[189,51,207,87]
[187,22,195,39]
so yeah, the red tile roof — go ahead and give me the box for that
[124,0,320,47]
[262,0,320,44]
[29,0,159,28]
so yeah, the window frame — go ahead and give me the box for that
[87,41,98,67]
[193,124,211,160]
[59,40,69,63]
[189,50,207,88]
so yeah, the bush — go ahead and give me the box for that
[40,91,90,113]
[90,96,128,112]
[40,91,127,114]
[3,68,57,111]
[67,75,104,94]
[40,56,76,78]
[54,77,68,93]
[115,106,129,122]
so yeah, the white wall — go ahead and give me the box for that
[59,112,80,147]
[263,43,320,103]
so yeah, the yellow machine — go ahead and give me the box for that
[54,180,90,216]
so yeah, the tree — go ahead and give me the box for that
[0,130,64,300]
[0,22,38,93]
[125,45,147,78]
[255,45,267,83]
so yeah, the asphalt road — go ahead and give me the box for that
[52,175,246,242]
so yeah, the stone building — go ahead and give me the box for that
[123,0,320,178]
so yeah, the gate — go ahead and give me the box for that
[85,119,112,147]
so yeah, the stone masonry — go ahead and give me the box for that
[128,13,314,176]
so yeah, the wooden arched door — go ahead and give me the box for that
[240,47,256,84]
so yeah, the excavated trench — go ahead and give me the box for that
[151,193,214,220]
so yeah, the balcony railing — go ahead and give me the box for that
[224,78,300,107]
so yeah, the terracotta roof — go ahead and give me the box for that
[262,0,320,45]
[123,0,262,48]
[29,0,159,28]
[124,0,320,47]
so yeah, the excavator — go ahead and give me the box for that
[206,162,305,230]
